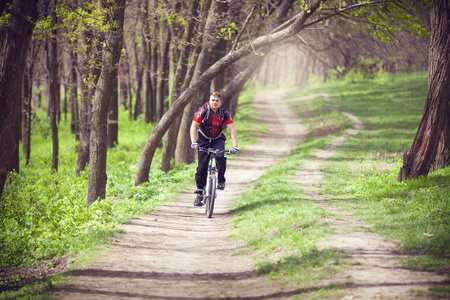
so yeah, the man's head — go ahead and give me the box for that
[209,91,222,111]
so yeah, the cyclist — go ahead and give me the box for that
[190,91,239,206]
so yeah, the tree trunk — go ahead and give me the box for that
[76,29,95,176]
[0,0,38,198]
[119,61,128,109]
[156,26,171,122]
[70,48,79,138]
[397,1,450,180]
[108,77,119,148]
[135,0,323,185]
[49,6,59,172]
[10,88,20,174]
[142,1,154,123]
[86,0,125,207]
[161,0,199,172]
[133,40,143,120]
[22,63,32,166]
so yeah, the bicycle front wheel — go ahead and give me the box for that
[205,173,217,218]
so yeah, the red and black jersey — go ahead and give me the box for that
[193,102,233,139]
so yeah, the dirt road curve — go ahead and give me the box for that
[58,90,308,299]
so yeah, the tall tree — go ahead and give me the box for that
[86,0,126,207]
[0,0,39,198]
[47,1,59,172]
[398,0,450,180]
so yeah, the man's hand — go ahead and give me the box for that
[191,142,199,151]
[229,146,239,154]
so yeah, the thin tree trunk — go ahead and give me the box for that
[119,62,128,109]
[86,0,125,207]
[151,43,158,122]
[133,40,143,120]
[22,63,31,166]
[70,48,79,138]
[142,1,153,123]
[49,7,59,172]
[157,27,171,122]
[108,77,119,148]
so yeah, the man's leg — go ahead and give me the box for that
[193,138,211,206]
[214,138,226,189]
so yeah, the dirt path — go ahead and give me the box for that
[57,90,308,299]
[296,109,448,299]
[57,90,448,299]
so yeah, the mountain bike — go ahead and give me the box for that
[198,147,234,218]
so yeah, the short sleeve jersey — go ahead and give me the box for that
[193,103,233,139]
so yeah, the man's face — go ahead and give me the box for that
[209,97,221,110]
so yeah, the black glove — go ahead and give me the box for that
[229,146,239,154]
[191,142,199,150]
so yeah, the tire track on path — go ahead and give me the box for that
[58,90,308,299]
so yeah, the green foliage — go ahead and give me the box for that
[351,3,429,42]
[217,22,239,40]
[0,108,195,271]
[0,5,11,28]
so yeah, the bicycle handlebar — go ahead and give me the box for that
[197,147,235,155]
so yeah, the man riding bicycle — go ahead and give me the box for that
[190,91,239,206]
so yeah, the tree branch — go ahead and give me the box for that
[231,4,257,52]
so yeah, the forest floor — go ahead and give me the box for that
[11,90,448,299]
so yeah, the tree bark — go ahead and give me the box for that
[135,0,324,185]
[70,47,79,139]
[76,32,93,176]
[397,1,450,180]
[108,77,119,148]
[119,61,128,109]
[86,0,125,207]
[156,25,171,122]
[0,0,39,198]
[22,62,32,166]
[142,0,154,123]
[133,39,143,120]
[49,5,59,172]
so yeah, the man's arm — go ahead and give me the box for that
[227,123,238,148]
[190,120,200,144]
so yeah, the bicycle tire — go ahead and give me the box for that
[206,173,217,218]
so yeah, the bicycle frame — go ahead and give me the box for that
[198,147,230,218]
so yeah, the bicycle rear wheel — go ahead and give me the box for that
[205,173,217,218]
